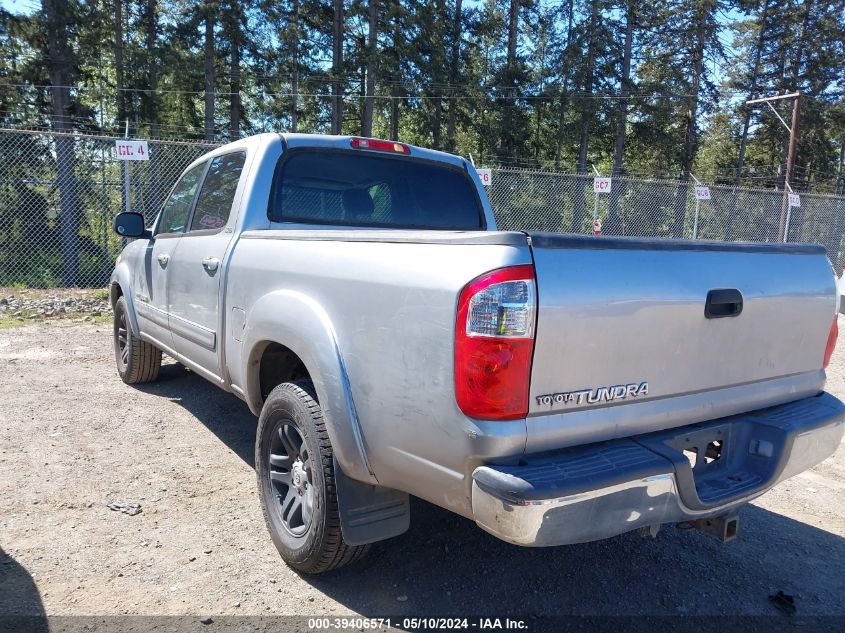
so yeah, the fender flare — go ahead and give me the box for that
[241,289,377,485]
[109,265,140,337]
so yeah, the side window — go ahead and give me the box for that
[157,162,206,235]
[189,152,246,232]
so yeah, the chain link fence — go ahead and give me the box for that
[488,167,845,265]
[0,129,217,288]
[2,127,845,288]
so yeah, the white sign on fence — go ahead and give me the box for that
[115,140,149,161]
[593,177,612,193]
[694,185,711,200]
[788,192,801,208]
[476,168,492,186]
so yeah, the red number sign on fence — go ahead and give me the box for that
[593,177,611,193]
[114,140,149,161]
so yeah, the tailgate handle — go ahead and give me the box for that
[705,289,743,319]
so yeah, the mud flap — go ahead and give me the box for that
[333,457,410,546]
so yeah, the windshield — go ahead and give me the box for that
[269,150,485,230]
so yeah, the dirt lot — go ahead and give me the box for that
[1,316,844,620]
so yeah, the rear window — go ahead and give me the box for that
[268,150,484,229]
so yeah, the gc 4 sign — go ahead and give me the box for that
[593,177,611,193]
[694,185,711,200]
[476,168,492,186]
[115,140,149,161]
[788,193,801,208]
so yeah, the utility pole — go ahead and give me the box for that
[745,91,801,241]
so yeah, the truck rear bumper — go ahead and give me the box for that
[471,392,845,547]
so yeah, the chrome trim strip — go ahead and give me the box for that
[135,300,169,329]
[169,312,217,351]
[138,300,217,352]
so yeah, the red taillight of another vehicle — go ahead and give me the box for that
[823,315,838,368]
[455,265,537,421]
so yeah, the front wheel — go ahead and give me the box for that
[255,380,369,574]
[113,295,161,384]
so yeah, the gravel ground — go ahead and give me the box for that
[0,288,110,324]
[1,317,844,620]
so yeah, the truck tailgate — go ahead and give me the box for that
[526,233,837,450]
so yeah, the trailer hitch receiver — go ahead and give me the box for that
[688,514,739,542]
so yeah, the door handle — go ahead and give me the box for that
[202,257,220,272]
[157,253,169,267]
[705,289,743,319]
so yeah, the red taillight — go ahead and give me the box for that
[455,265,536,421]
[823,316,838,368]
[350,137,410,154]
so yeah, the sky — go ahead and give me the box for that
[1,0,38,15]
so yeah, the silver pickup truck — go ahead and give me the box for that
[110,133,844,574]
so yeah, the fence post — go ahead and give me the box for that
[123,162,131,215]
[689,173,707,240]
[56,132,80,287]
[122,121,132,216]
[783,183,797,243]
[692,198,700,239]
[783,203,792,242]
[101,141,111,284]
[672,174,690,238]
[593,193,599,229]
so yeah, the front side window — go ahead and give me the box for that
[269,150,484,230]
[157,161,206,235]
[189,152,247,232]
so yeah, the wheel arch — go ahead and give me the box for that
[253,340,311,399]
[109,265,140,336]
[241,289,376,485]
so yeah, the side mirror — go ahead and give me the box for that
[113,212,150,239]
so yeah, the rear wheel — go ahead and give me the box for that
[113,295,161,384]
[256,380,369,574]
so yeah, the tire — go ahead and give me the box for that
[255,380,369,574]
[113,295,161,384]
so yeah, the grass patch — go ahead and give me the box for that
[0,317,31,329]
[0,312,112,330]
